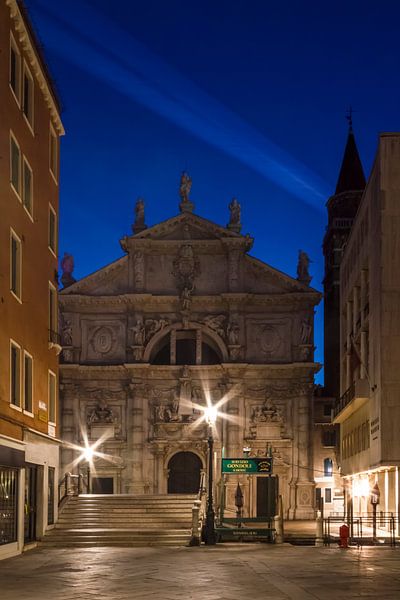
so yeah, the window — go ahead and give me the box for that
[48,371,56,424]
[48,204,57,254]
[48,283,58,342]
[322,429,336,447]
[22,62,34,128]
[325,488,332,503]
[151,330,222,365]
[323,403,332,417]
[9,34,20,103]
[23,352,33,413]
[48,467,55,525]
[0,467,18,545]
[10,133,21,196]
[10,341,21,407]
[23,157,33,216]
[49,125,58,180]
[324,458,333,477]
[315,487,322,510]
[10,229,22,300]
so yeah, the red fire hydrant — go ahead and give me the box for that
[339,524,349,548]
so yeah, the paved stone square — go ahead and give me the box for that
[1,544,400,600]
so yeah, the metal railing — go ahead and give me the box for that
[189,471,206,546]
[58,472,84,505]
[323,514,398,547]
[333,383,355,418]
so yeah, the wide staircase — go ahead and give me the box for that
[41,494,195,547]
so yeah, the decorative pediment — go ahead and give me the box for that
[61,256,128,296]
[120,212,253,246]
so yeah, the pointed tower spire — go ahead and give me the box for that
[322,114,366,399]
[335,111,366,194]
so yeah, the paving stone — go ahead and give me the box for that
[1,545,400,599]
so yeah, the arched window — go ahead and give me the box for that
[324,458,333,477]
[151,329,222,365]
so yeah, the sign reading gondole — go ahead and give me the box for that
[221,458,273,474]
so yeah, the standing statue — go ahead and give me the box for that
[60,252,76,289]
[229,198,241,225]
[132,198,146,233]
[179,172,195,213]
[297,250,312,285]
[61,319,73,346]
[227,321,240,345]
[181,285,193,311]
[227,198,242,232]
[131,317,145,346]
[300,317,312,345]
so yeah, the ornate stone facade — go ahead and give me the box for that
[59,201,321,519]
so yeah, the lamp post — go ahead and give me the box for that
[203,405,217,545]
[82,445,94,494]
[370,482,380,542]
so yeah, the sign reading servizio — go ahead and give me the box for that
[221,458,273,474]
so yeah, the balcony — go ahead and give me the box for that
[333,378,369,424]
[48,329,62,355]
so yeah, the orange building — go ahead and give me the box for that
[0,0,64,559]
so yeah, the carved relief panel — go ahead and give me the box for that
[246,318,291,362]
[81,319,126,363]
[81,386,127,441]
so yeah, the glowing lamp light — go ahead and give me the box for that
[204,405,218,426]
[82,446,94,462]
[352,478,370,497]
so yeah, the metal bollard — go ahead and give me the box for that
[274,515,283,544]
[315,512,324,547]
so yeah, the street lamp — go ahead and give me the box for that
[203,405,217,545]
[81,445,94,494]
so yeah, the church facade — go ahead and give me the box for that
[59,177,321,519]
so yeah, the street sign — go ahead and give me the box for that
[221,457,273,474]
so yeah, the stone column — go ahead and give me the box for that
[288,395,299,519]
[294,384,315,519]
[129,379,146,493]
[60,382,80,475]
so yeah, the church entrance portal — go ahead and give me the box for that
[167,452,202,494]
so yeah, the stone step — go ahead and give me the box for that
[69,495,195,502]
[61,505,193,511]
[45,494,194,548]
[56,519,191,529]
[46,528,191,535]
[40,539,190,547]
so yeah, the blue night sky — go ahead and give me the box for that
[26,0,400,384]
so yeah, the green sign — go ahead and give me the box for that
[221,457,273,474]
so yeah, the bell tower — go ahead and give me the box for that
[323,119,365,398]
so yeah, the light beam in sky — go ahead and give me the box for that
[32,0,330,209]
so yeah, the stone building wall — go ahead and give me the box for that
[60,201,321,519]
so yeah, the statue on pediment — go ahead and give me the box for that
[297,250,312,285]
[133,197,146,232]
[60,252,76,289]
[179,172,195,213]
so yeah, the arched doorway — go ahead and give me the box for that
[167,452,202,494]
